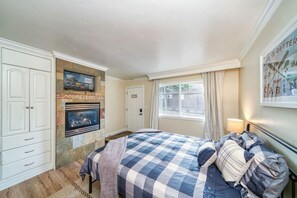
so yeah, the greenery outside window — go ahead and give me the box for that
[159,82,205,119]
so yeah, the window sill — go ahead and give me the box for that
[159,115,205,122]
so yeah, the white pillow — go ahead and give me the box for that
[215,140,254,185]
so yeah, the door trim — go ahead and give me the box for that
[125,85,144,131]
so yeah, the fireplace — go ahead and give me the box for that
[65,103,100,137]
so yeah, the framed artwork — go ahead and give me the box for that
[260,17,297,108]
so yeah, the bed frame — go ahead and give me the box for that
[246,122,297,198]
[88,122,297,197]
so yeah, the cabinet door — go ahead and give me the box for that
[30,70,51,132]
[2,65,30,136]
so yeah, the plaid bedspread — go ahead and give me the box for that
[80,132,241,198]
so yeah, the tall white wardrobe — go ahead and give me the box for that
[0,39,55,190]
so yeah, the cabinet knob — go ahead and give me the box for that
[30,107,34,109]
[24,149,35,154]
[24,162,34,166]
[26,107,29,109]
[24,137,34,141]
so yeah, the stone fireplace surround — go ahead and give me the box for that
[56,58,105,169]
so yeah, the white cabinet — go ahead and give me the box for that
[1,130,51,151]
[2,65,30,136]
[30,70,51,132]
[0,43,53,190]
[1,140,51,165]
[2,66,50,135]
[1,152,51,179]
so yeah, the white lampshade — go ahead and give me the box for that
[227,118,244,133]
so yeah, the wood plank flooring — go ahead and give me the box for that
[0,131,133,198]
[0,160,85,198]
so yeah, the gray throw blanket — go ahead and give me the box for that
[99,136,127,198]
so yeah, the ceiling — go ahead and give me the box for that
[0,0,270,79]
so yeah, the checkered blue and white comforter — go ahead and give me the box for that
[80,132,242,198]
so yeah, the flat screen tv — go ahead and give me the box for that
[64,70,95,92]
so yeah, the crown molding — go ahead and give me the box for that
[128,76,149,81]
[52,51,108,71]
[240,0,283,60]
[106,75,125,82]
[261,14,297,57]
[147,59,241,80]
[0,37,53,59]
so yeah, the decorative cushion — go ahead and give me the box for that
[240,145,289,198]
[215,140,254,186]
[240,131,265,150]
[197,141,217,167]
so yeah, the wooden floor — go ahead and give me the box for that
[0,132,133,198]
[0,160,84,198]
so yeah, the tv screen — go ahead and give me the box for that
[64,70,95,92]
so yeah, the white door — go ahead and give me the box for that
[126,86,144,132]
[30,70,51,132]
[2,65,30,136]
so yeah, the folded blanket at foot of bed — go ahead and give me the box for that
[80,137,127,198]
[99,136,127,198]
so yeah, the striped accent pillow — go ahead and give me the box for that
[240,145,289,197]
[215,140,254,185]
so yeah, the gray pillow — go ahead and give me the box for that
[240,145,289,198]
[240,131,265,150]
[215,132,243,152]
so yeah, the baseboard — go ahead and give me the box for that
[105,128,128,138]
[0,163,53,191]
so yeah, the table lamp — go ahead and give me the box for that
[227,118,244,134]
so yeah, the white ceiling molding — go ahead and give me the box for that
[52,51,108,71]
[128,77,149,81]
[106,75,125,82]
[0,37,52,59]
[147,59,241,80]
[239,0,283,60]
[261,14,297,56]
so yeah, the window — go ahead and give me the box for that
[159,82,205,119]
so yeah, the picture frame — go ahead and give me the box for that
[260,16,297,108]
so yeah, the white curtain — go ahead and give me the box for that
[150,79,159,129]
[202,71,225,140]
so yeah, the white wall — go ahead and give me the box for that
[159,117,204,137]
[124,69,239,138]
[105,76,126,136]
[239,0,297,176]
[222,69,239,133]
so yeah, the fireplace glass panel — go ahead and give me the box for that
[65,103,100,137]
[66,109,99,130]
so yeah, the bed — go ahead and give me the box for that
[80,123,297,198]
